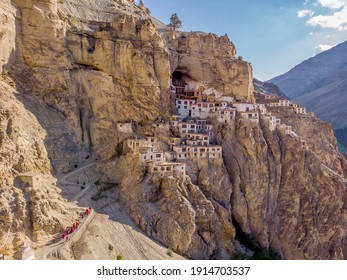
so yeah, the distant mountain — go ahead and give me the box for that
[269,41,347,157]
[253,78,288,99]
[269,41,347,100]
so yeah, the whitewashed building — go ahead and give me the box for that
[138,148,164,163]
[254,104,267,115]
[269,99,292,107]
[170,115,181,127]
[295,107,307,114]
[13,243,35,260]
[176,99,195,117]
[178,122,198,136]
[148,162,186,178]
[269,116,281,131]
[264,94,277,100]
[168,138,181,149]
[186,133,210,146]
[128,137,158,153]
[217,108,237,124]
[233,102,256,112]
[173,145,222,160]
[191,102,217,118]
[240,110,259,123]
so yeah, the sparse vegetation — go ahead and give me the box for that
[234,220,281,260]
[1,68,9,76]
[91,182,118,201]
[235,253,249,260]
[237,56,243,61]
[99,23,107,32]
[116,255,124,260]
[70,17,78,26]
[166,248,173,258]
[168,13,182,30]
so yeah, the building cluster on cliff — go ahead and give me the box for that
[118,76,313,179]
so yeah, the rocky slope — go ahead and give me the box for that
[0,0,346,260]
[0,75,80,256]
[253,78,288,99]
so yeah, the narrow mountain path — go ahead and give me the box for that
[35,212,96,260]
[35,163,97,259]
[321,164,347,185]
[58,163,96,186]
[309,151,347,186]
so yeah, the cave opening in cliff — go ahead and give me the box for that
[171,68,195,85]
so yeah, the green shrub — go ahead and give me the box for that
[71,17,78,26]
[1,68,9,76]
[91,182,118,201]
[116,255,124,260]
[166,248,173,258]
[99,23,107,31]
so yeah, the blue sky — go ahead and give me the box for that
[141,0,347,81]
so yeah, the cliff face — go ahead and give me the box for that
[168,32,254,101]
[1,0,347,260]
[220,117,347,259]
[99,114,347,260]
[10,0,172,167]
[0,76,79,256]
[100,153,235,259]
[0,0,17,72]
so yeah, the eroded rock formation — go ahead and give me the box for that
[0,0,346,260]
[169,32,254,101]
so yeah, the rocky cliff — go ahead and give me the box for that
[220,115,347,259]
[0,75,80,256]
[168,31,254,101]
[0,0,346,260]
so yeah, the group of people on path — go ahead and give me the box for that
[61,207,93,241]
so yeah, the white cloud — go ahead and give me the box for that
[317,0,347,9]
[314,44,335,53]
[298,9,315,17]
[307,6,347,29]
[301,0,347,30]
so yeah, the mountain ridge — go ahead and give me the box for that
[269,41,347,157]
